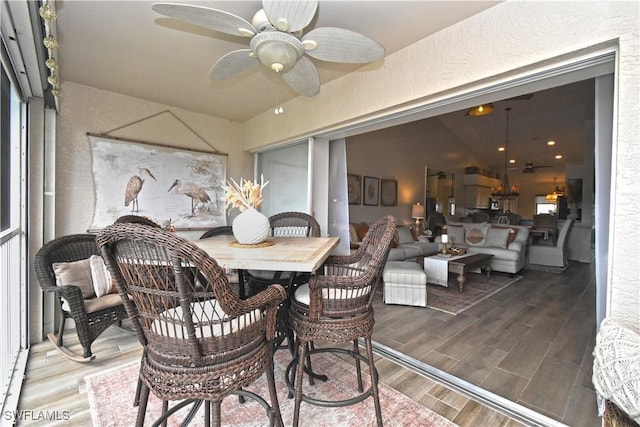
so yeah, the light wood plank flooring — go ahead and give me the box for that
[15,262,596,426]
[373,261,598,426]
[15,328,524,426]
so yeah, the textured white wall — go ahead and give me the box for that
[56,82,251,240]
[240,2,639,329]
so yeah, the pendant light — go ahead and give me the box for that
[491,108,519,201]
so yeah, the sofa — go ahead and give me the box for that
[349,222,439,261]
[437,222,530,274]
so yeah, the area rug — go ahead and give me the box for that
[86,349,457,427]
[426,273,522,315]
[525,263,570,274]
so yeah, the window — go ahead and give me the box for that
[1,66,10,231]
[256,142,309,217]
[535,196,556,215]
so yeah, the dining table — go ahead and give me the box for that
[193,234,340,380]
[192,234,340,278]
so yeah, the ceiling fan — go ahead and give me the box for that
[427,171,447,179]
[151,1,385,97]
[518,162,552,174]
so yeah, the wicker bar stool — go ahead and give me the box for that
[97,223,286,427]
[199,226,246,298]
[245,212,321,352]
[286,215,397,427]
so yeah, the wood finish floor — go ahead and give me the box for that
[373,261,598,426]
[15,262,596,426]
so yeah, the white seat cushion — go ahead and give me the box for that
[152,301,262,339]
[383,261,427,285]
[293,283,371,306]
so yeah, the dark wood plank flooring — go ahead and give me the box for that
[15,262,597,426]
[373,261,599,426]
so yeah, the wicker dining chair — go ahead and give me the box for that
[97,223,286,427]
[114,215,161,228]
[287,215,396,427]
[199,225,233,239]
[245,211,321,296]
[33,234,128,362]
[243,212,321,352]
[199,226,246,298]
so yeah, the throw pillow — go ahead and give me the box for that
[464,224,490,246]
[485,227,511,248]
[89,255,118,297]
[445,225,465,245]
[355,223,369,241]
[396,226,415,245]
[491,225,518,245]
[348,223,359,244]
[52,258,95,299]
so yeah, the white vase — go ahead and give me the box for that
[232,207,270,244]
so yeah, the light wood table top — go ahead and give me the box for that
[192,235,340,273]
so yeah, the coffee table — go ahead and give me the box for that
[448,253,494,293]
[423,253,494,293]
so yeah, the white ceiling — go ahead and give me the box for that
[56,0,500,121]
[55,0,594,185]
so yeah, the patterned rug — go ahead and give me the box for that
[86,349,457,427]
[426,273,523,315]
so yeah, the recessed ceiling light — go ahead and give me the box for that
[555,154,563,159]
[509,159,516,164]
[547,140,556,146]
[498,147,505,152]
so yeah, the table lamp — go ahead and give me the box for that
[411,203,426,231]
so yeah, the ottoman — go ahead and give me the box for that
[383,261,428,307]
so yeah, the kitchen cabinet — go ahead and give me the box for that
[464,174,500,209]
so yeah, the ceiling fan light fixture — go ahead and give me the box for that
[251,32,302,73]
[466,103,494,116]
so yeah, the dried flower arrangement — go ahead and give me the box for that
[221,176,269,212]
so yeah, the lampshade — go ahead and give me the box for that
[411,203,425,219]
[546,177,564,202]
[466,103,494,116]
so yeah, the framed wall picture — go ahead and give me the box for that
[347,173,362,205]
[380,179,397,206]
[88,134,227,230]
[363,176,380,206]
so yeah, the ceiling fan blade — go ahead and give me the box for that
[281,56,320,97]
[209,50,259,80]
[303,27,385,63]
[262,0,318,33]
[152,3,257,37]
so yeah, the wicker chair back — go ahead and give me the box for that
[97,223,286,409]
[269,211,321,238]
[33,234,128,361]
